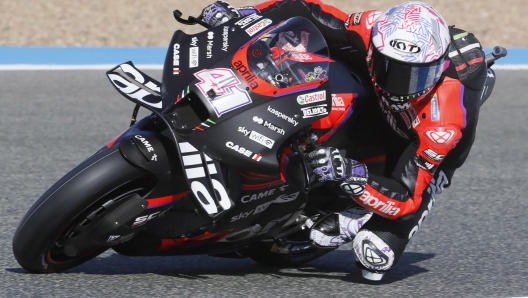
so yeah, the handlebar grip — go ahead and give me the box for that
[492,46,508,59]
[485,46,508,67]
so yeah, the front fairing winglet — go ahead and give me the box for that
[107,61,163,113]
[107,62,234,218]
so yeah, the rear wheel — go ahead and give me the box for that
[12,148,153,273]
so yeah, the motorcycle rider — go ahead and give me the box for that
[200,0,489,281]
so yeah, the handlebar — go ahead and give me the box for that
[173,9,212,29]
[485,46,508,68]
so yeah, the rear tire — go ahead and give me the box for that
[12,148,152,273]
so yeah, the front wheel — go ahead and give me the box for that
[12,148,153,273]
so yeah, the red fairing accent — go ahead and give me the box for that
[106,131,125,148]
[232,47,325,97]
[455,57,484,71]
[156,230,232,251]
[146,191,190,209]
[312,93,356,142]
[353,185,420,219]
[360,155,386,165]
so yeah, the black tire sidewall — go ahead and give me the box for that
[12,148,148,273]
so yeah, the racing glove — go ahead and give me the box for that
[201,1,258,27]
[308,147,368,196]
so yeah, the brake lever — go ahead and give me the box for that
[291,132,320,193]
[173,10,212,29]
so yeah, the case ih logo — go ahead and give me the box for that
[389,39,421,53]
[245,19,273,36]
[172,43,180,74]
[424,127,456,145]
[297,90,326,105]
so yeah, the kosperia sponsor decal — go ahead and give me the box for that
[266,106,298,126]
[301,104,328,118]
[222,26,229,52]
[297,90,326,105]
[245,19,273,36]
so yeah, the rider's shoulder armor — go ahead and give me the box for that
[443,26,487,91]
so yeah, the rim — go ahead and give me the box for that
[45,175,155,265]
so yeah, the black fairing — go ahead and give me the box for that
[160,16,336,173]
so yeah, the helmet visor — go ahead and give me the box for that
[371,46,445,97]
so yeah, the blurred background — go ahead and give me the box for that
[0,0,525,48]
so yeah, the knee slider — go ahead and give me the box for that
[352,230,395,273]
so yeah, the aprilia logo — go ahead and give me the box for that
[359,191,401,216]
[408,171,448,239]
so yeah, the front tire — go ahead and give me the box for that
[12,148,152,273]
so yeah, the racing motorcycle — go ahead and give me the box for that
[12,10,507,273]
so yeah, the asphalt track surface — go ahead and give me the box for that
[1,69,527,297]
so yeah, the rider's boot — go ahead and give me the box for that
[310,207,372,248]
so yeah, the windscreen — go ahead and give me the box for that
[246,17,330,89]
